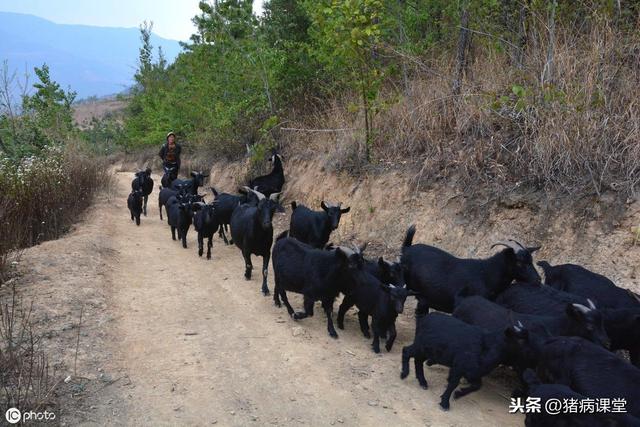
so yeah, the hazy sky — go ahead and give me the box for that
[0,0,265,41]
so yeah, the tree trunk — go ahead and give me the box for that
[452,8,471,96]
[541,0,557,86]
[515,2,528,69]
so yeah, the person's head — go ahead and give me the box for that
[167,132,176,144]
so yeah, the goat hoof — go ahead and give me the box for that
[400,371,408,380]
[372,346,380,354]
[385,343,393,352]
[419,383,428,390]
[337,323,344,330]
[329,332,338,339]
[439,402,450,411]
[274,300,281,308]
[293,312,305,320]
[363,332,371,339]
[262,290,270,296]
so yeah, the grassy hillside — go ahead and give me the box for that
[118,0,639,208]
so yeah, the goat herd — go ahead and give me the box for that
[126,151,640,426]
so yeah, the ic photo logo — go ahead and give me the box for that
[5,408,21,424]
[5,407,56,424]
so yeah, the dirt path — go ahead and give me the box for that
[17,172,523,426]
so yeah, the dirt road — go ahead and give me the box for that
[17,172,523,426]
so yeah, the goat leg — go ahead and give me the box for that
[322,298,338,339]
[261,254,270,295]
[385,322,397,352]
[337,296,354,330]
[206,235,212,260]
[440,371,462,411]
[243,251,252,280]
[400,345,414,379]
[358,311,371,338]
[198,233,204,257]
[454,378,482,400]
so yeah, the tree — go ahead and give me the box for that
[22,64,76,146]
[306,0,390,161]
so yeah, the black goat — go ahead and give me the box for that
[522,369,640,427]
[170,171,209,194]
[131,168,154,216]
[127,189,143,226]
[167,193,203,248]
[193,202,221,260]
[496,281,640,367]
[401,224,541,313]
[230,187,281,295]
[337,280,413,353]
[527,335,640,418]
[453,294,610,349]
[337,255,407,345]
[248,149,284,197]
[289,201,350,248]
[272,236,370,338]
[538,260,640,310]
[158,183,188,220]
[400,312,530,410]
[161,164,178,188]
[210,187,250,245]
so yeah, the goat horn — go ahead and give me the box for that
[508,239,527,251]
[627,289,640,304]
[338,246,355,257]
[243,186,265,200]
[269,192,281,201]
[491,241,521,252]
[517,320,524,329]
[586,298,596,310]
[572,303,590,314]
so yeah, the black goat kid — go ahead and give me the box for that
[193,202,220,260]
[131,168,153,216]
[127,189,144,226]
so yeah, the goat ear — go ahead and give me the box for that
[191,171,197,178]
[378,257,386,268]
[340,206,351,214]
[527,246,541,254]
[321,201,329,211]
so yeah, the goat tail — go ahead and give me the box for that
[403,224,417,248]
[210,186,219,196]
[291,201,297,210]
[276,230,289,241]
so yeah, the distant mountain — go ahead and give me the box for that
[0,12,182,99]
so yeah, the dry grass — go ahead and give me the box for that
[280,18,640,203]
[1,283,56,412]
[0,145,112,280]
